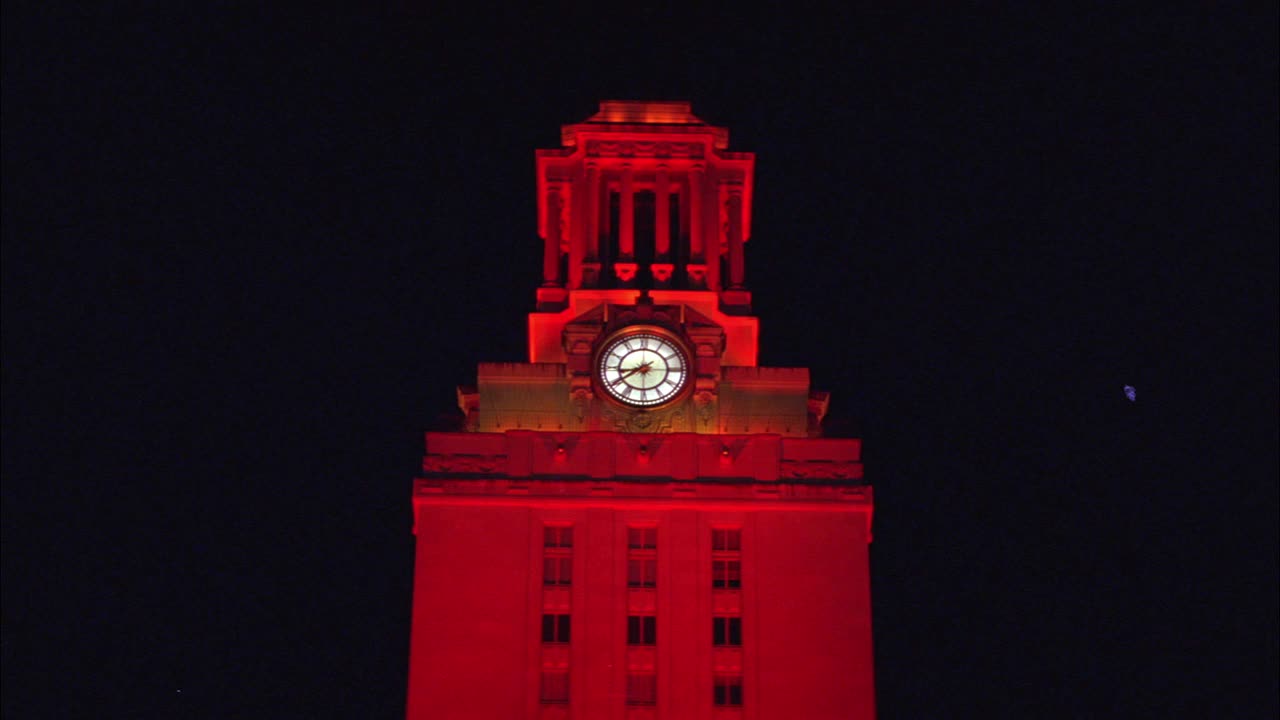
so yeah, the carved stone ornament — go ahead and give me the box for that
[613,262,638,283]
[693,390,716,429]
[610,308,678,330]
[685,264,707,288]
[601,403,684,434]
[778,461,863,480]
[625,434,664,460]
[570,388,594,424]
[422,455,504,474]
[543,433,582,458]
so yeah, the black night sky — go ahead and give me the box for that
[4,5,1276,718]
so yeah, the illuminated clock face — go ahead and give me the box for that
[597,331,690,407]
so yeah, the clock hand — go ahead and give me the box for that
[615,362,652,383]
[611,366,639,384]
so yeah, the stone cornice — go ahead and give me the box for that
[414,476,872,508]
[420,430,864,484]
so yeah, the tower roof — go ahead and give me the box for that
[586,100,702,125]
[561,100,729,149]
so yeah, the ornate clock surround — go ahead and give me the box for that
[594,324,693,410]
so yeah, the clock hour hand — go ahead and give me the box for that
[615,362,651,383]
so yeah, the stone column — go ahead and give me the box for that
[726,188,744,288]
[583,162,600,288]
[706,179,722,292]
[651,166,674,286]
[619,164,635,259]
[585,163,600,261]
[688,165,703,260]
[542,186,563,286]
[614,165,638,285]
[654,167,670,259]
[686,164,706,288]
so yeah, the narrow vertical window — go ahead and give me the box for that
[542,614,571,643]
[626,672,656,705]
[713,616,743,647]
[712,528,741,552]
[712,527,742,589]
[628,525,657,588]
[540,669,569,704]
[543,524,573,586]
[712,559,741,589]
[710,528,743,706]
[543,556,572,586]
[628,557,657,588]
[544,526,573,549]
[628,526,657,549]
[714,674,743,707]
[627,615,656,645]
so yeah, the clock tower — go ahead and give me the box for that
[406,101,875,720]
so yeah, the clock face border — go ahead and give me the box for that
[595,326,692,409]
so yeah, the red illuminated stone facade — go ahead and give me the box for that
[407,101,875,719]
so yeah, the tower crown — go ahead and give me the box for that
[459,102,829,437]
[535,100,754,304]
